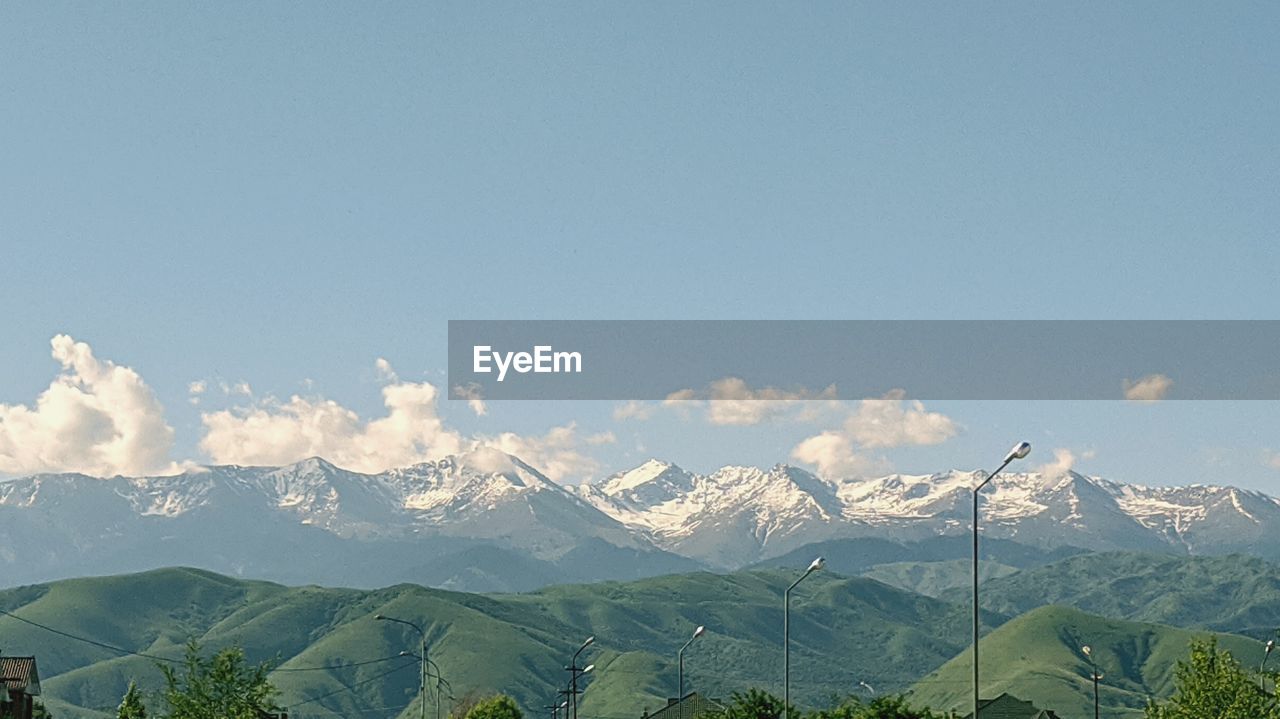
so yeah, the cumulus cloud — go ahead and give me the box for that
[1124,373,1173,402]
[842,389,958,448]
[1034,447,1097,482]
[200,360,612,481]
[200,368,466,474]
[788,391,958,479]
[613,400,656,421]
[450,383,488,417]
[478,423,611,483]
[789,431,890,479]
[0,335,178,477]
[663,377,839,426]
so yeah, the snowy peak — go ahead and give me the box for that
[582,461,1280,567]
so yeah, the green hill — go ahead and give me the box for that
[944,551,1280,638]
[0,567,976,719]
[909,605,1272,718]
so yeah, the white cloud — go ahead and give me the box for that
[1035,448,1078,480]
[0,335,178,477]
[200,360,611,481]
[1124,373,1173,402]
[612,401,655,421]
[788,391,958,479]
[200,362,466,473]
[478,423,607,483]
[662,377,839,426]
[842,389,958,448]
[374,358,398,382]
[450,383,488,417]
[789,431,889,479]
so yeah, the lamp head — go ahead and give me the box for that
[1267,639,1275,655]
[807,556,825,573]
[583,636,595,648]
[1082,645,1092,657]
[582,664,595,674]
[693,625,705,639]
[1004,441,1032,463]
[375,614,385,620]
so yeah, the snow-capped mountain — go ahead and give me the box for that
[0,454,695,591]
[2,455,1278,586]
[580,461,1280,567]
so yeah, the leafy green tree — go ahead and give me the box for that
[1144,638,1280,719]
[118,680,148,719]
[705,689,792,719]
[809,695,946,719]
[159,640,279,719]
[463,695,523,719]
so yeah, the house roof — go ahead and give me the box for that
[960,693,1060,719]
[0,657,41,696]
[643,692,725,719]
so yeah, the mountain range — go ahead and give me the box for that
[2,454,1280,589]
[6,554,1280,719]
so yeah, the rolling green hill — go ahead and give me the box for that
[943,551,1280,638]
[909,605,1272,718]
[0,567,978,719]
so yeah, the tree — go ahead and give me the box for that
[450,689,487,719]
[464,695,523,719]
[809,695,946,719]
[118,680,148,719]
[1144,638,1280,719]
[706,689,791,719]
[159,640,280,719]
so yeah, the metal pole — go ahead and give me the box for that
[784,582,791,719]
[973,457,1013,719]
[783,567,816,719]
[422,634,428,719]
[1093,671,1100,719]
[678,648,685,705]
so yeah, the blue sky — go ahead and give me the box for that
[1,4,1278,490]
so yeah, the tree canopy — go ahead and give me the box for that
[1144,638,1279,719]
[158,640,279,719]
[464,694,524,719]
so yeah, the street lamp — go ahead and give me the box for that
[1082,645,1103,719]
[567,636,594,719]
[857,681,875,696]
[1262,639,1275,692]
[973,441,1030,719]
[784,556,825,719]
[399,652,453,719]
[562,664,595,719]
[678,625,705,707]
[377,614,429,719]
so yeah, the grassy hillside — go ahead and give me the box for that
[944,551,1280,638]
[0,568,977,719]
[909,605,1272,718]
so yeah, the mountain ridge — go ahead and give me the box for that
[3,455,1279,587]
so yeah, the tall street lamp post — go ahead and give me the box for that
[1262,639,1275,693]
[568,636,594,719]
[973,441,1030,719]
[377,614,429,719]
[784,556,824,719]
[1083,645,1103,719]
[678,625,705,708]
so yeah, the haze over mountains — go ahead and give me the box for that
[2,453,1279,590]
